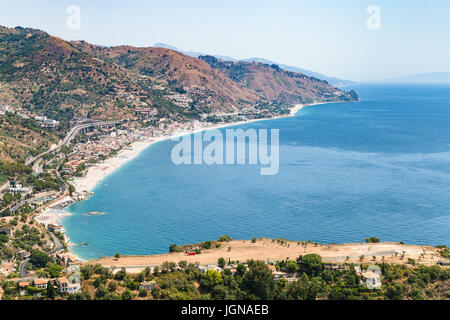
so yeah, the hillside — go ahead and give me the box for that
[0,25,358,123]
[199,55,358,105]
[72,41,264,113]
[0,114,61,163]
[73,41,358,113]
[0,25,358,167]
[153,43,355,86]
[0,26,188,122]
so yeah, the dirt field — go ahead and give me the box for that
[91,239,443,273]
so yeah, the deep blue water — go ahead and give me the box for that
[62,84,450,260]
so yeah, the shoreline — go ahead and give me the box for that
[92,240,442,271]
[70,102,319,195]
[59,101,338,261]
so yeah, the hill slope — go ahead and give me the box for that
[72,41,262,113]
[199,55,358,105]
[153,42,355,86]
[73,42,358,112]
[0,26,189,121]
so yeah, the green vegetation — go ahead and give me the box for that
[365,237,381,243]
[30,250,53,268]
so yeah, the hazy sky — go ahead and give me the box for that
[1,0,450,81]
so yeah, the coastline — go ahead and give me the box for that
[71,102,318,195]
[93,240,441,272]
[59,101,333,261]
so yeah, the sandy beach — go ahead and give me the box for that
[92,239,442,272]
[71,103,315,194]
[63,101,330,261]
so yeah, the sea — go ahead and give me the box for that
[61,84,450,260]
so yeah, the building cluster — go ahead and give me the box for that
[165,93,193,109]
[0,104,13,115]
[34,116,59,128]
[0,104,58,127]
[18,264,81,296]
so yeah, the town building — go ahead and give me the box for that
[33,278,49,289]
[357,265,382,289]
[139,281,158,291]
[9,180,24,193]
[47,224,65,234]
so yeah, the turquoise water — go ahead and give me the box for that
[62,84,450,260]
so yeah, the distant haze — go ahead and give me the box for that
[1,0,450,82]
[373,72,450,84]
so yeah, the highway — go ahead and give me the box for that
[25,120,122,168]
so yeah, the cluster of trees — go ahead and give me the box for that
[365,237,381,243]
[0,161,31,177]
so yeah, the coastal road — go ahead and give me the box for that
[19,258,30,277]
[26,120,122,170]
[49,232,64,255]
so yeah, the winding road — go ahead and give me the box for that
[49,232,65,255]
[19,258,29,277]
[25,120,122,169]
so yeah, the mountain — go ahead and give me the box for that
[153,43,355,87]
[73,42,358,112]
[0,26,189,122]
[72,42,261,113]
[198,55,358,105]
[239,57,355,87]
[0,26,357,126]
[375,72,450,84]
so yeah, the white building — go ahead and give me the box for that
[359,265,382,289]
[56,277,81,294]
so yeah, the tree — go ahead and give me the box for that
[122,288,134,300]
[114,253,120,260]
[178,260,187,270]
[46,280,56,300]
[297,254,323,276]
[2,193,13,204]
[365,236,380,243]
[0,234,8,244]
[30,250,52,268]
[169,244,178,252]
[385,283,406,300]
[206,269,223,287]
[114,268,126,281]
[139,288,148,297]
[218,235,232,242]
[241,260,275,299]
[202,241,212,249]
[95,284,107,299]
[67,292,85,300]
[218,257,226,268]
[151,286,161,299]
[236,264,246,277]
[68,184,75,195]
[153,266,160,275]
[287,273,323,300]
[285,260,299,273]
[47,264,63,278]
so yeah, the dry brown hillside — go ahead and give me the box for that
[73,41,358,113]
[72,42,263,113]
[0,26,188,121]
[199,55,359,105]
